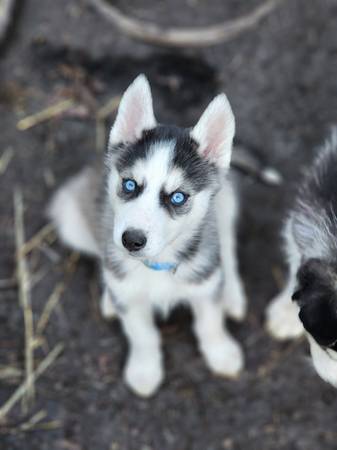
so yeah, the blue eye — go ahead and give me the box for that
[123,179,137,193]
[170,191,187,206]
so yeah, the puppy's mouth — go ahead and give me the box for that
[126,249,145,259]
[124,244,170,264]
[123,245,158,260]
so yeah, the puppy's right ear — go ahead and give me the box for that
[190,93,235,170]
[108,74,156,148]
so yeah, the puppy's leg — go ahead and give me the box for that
[266,220,304,339]
[191,297,244,378]
[217,182,247,321]
[307,335,337,388]
[266,274,303,340]
[121,305,163,397]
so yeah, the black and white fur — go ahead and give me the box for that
[266,131,337,387]
[49,75,247,397]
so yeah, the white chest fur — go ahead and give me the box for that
[103,262,222,316]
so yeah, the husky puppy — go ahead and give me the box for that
[49,75,247,397]
[266,131,337,387]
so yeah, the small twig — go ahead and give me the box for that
[0,343,64,421]
[20,223,55,257]
[36,282,65,335]
[17,99,75,131]
[0,147,14,175]
[89,0,285,47]
[14,189,35,411]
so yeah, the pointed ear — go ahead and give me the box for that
[191,94,235,169]
[109,74,156,147]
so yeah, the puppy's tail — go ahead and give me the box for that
[48,167,101,257]
[231,145,283,186]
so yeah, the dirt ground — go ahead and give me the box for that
[1,0,337,449]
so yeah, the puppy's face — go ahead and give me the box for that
[108,131,216,259]
[106,75,235,260]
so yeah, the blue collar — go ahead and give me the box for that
[142,260,178,272]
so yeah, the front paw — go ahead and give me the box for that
[223,280,247,322]
[203,334,244,378]
[124,352,163,397]
[266,295,304,340]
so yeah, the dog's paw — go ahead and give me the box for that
[266,295,304,340]
[100,290,117,320]
[124,353,163,397]
[203,334,244,378]
[223,280,247,322]
[308,335,337,388]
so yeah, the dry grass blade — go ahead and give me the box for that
[0,147,14,175]
[37,282,65,335]
[96,96,120,120]
[89,0,285,47]
[20,223,55,257]
[0,0,16,45]
[64,251,80,276]
[20,410,47,431]
[39,245,61,264]
[0,343,64,421]
[30,268,49,290]
[34,252,80,341]
[0,366,21,380]
[36,252,79,338]
[17,99,75,131]
[29,419,61,431]
[14,189,35,411]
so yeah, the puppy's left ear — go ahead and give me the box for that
[109,74,156,147]
[191,94,235,169]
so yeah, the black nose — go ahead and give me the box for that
[122,229,147,252]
